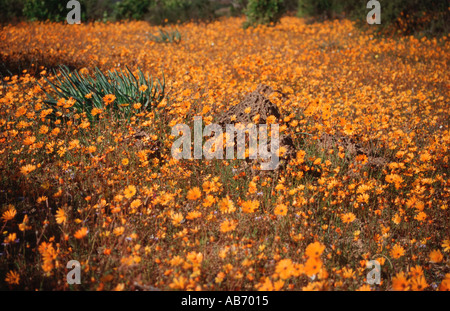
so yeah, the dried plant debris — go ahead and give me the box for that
[319,133,388,169]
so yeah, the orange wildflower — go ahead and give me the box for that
[74,227,88,239]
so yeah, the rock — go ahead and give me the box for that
[216,84,295,171]
[216,84,282,125]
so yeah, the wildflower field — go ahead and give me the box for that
[0,16,449,291]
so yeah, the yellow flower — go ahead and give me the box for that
[248,181,257,194]
[304,257,323,277]
[23,135,36,145]
[442,239,450,253]
[19,214,31,231]
[87,145,96,153]
[186,251,203,266]
[169,255,184,266]
[258,277,274,291]
[266,115,277,124]
[169,276,187,290]
[187,187,202,200]
[130,199,142,209]
[410,275,428,291]
[409,265,424,279]
[20,164,36,175]
[275,259,294,280]
[356,284,372,291]
[91,107,102,116]
[392,213,402,225]
[103,94,116,105]
[2,205,16,222]
[342,267,355,279]
[439,274,450,291]
[171,212,184,226]
[429,249,443,263]
[220,219,237,233]
[5,270,20,285]
[390,244,405,259]
[202,195,215,208]
[55,208,67,224]
[274,203,288,216]
[419,152,432,162]
[392,272,409,291]
[123,185,137,199]
[341,212,356,224]
[219,196,235,214]
[215,272,225,284]
[305,242,325,258]
[113,226,125,236]
[414,211,427,222]
[74,227,88,239]
[186,211,202,220]
[241,200,259,213]
[4,233,17,244]
[79,68,89,75]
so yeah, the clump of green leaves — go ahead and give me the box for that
[243,0,284,28]
[41,65,164,121]
[150,28,182,44]
[114,0,151,20]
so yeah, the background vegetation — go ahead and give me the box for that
[0,0,448,36]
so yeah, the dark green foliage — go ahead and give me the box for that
[297,0,344,20]
[0,0,25,22]
[13,0,115,23]
[243,0,285,28]
[229,0,249,17]
[22,0,67,22]
[1,0,446,37]
[374,0,449,36]
[297,0,449,36]
[114,0,151,20]
[81,0,116,21]
[145,0,216,25]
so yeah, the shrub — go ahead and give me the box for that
[22,0,67,22]
[114,0,151,20]
[372,0,449,36]
[81,0,116,21]
[1,0,218,24]
[0,0,25,23]
[296,0,449,36]
[21,0,115,22]
[243,0,284,28]
[41,66,165,121]
[297,0,345,20]
[144,0,216,25]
